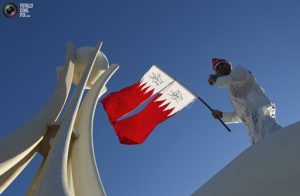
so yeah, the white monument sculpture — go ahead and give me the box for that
[192,121,300,196]
[0,41,119,195]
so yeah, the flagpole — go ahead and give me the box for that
[171,78,231,133]
[196,95,231,132]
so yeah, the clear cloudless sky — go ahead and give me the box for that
[1,0,300,195]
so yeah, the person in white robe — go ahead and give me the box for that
[208,58,281,144]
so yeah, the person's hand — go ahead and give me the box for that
[208,74,217,85]
[212,109,223,119]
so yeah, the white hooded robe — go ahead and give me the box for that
[214,65,281,144]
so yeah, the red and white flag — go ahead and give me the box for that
[101,65,174,123]
[113,81,197,144]
[102,67,197,144]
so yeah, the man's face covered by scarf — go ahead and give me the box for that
[215,62,232,77]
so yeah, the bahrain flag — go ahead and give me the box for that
[101,65,174,123]
[103,74,197,144]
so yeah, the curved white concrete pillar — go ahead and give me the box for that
[31,42,102,196]
[70,64,119,196]
[192,121,300,196]
[0,42,74,179]
[0,146,37,194]
[26,159,46,196]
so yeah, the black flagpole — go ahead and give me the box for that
[172,78,231,133]
[196,95,231,132]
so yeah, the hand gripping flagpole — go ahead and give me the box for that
[172,78,231,133]
[196,95,231,132]
[164,76,231,133]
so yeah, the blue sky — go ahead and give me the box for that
[1,0,300,195]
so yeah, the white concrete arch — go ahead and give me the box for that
[30,42,102,196]
[0,43,74,194]
[70,63,119,196]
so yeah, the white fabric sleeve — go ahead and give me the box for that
[230,65,251,86]
[221,112,243,124]
[214,75,230,88]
